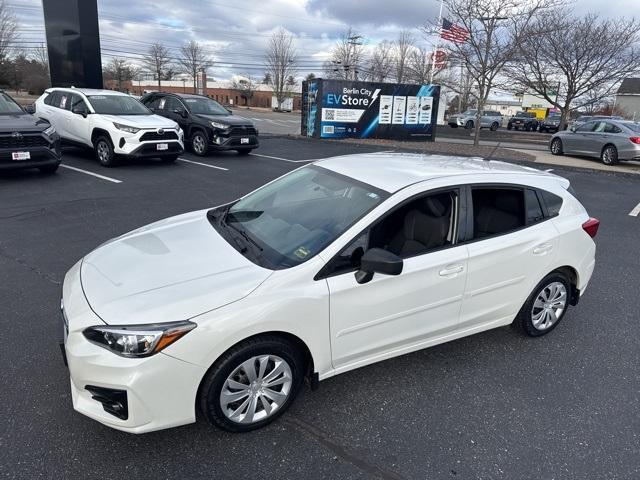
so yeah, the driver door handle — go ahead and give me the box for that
[439,264,464,277]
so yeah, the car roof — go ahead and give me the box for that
[46,88,128,96]
[315,153,556,193]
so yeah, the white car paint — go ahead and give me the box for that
[61,153,596,433]
[34,88,184,157]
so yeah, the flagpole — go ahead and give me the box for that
[429,0,444,84]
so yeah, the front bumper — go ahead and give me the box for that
[61,261,206,433]
[0,137,61,170]
[111,129,184,158]
[209,132,259,151]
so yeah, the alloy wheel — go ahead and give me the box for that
[192,134,206,155]
[97,141,110,163]
[602,146,617,165]
[551,139,562,155]
[531,281,567,331]
[219,354,293,424]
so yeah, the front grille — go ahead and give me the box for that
[140,130,179,141]
[229,126,257,136]
[0,133,48,149]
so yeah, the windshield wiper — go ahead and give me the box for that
[227,222,264,252]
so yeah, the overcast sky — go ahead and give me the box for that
[10,0,638,81]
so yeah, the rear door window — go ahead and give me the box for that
[471,188,525,239]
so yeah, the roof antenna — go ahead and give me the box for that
[485,141,501,161]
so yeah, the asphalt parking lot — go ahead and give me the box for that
[1,136,639,479]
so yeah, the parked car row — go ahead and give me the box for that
[447,110,503,130]
[1,88,260,173]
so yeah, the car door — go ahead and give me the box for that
[161,96,189,131]
[65,93,91,144]
[54,91,74,140]
[459,186,558,329]
[38,91,63,134]
[564,121,595,153]
[322,187,469,369]
[579,121,608,157]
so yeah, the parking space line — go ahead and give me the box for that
[629,201,640,217]
[60,165,122,183]
[249,153,312,163]
[177,158,229,171]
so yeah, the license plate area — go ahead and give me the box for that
[157,143,168,150]
[12,151,30,161]
[240,138,249,144]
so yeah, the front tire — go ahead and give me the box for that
[601,145,619,165]
[199,336,305,432]
[515,272,571,337]
[94,135,117,167]
[190,130,209,156]
[464,120,474,130]
[490,122,499,131]
[550,138,563,155]
[38,162,60,174]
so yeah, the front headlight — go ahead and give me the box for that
[83,321,196,358]
[43,125,56,136]
[113,122,141,134]
[210,121,228,130]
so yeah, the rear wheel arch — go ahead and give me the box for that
[553,266,580,305]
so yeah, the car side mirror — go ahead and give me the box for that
[355,248,403,284]
[24,104,35,114]
[570,126,576,132]
[173,108,188,118]
[72,105,88,117]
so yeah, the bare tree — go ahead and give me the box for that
[368,40,394,82]
[322,28,365,80]
[103,57,134,91]
[32,43,49,71]
[178,40,211,93]
[0,0,16,62]
[393,30,414,83]
[142,42,172,90]
[435,0,558,145]
[231,74,257,107]
[506,12,640,129]
[406,47,433,84]
[264,28,298,110]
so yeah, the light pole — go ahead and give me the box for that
[182,78,186,93]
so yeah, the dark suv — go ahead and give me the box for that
[0,90,61,174]
[507,111,539,131]
[140,93,259,156]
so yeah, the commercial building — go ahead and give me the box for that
[615,78,640,120]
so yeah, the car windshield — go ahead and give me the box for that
[0,92,24,114]
[548,113,561,118]
[183,97,229,115]
[87,95,150,115]
[515,112,529,117]
[210,165,388,269]
[463,110,477,115]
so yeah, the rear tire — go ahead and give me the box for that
[507,124,512,130]
[199,336,305,432]
[515,272,571,337]
[464,120,474,130]
[550,138,563,156]
[601,145,619,165]
[94,135,117,167]
[38,162,60,174]
[490,122,499,131]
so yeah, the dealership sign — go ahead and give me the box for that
[301,79,440,141]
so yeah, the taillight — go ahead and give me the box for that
[630,137,640,144]
[582,217,600,238]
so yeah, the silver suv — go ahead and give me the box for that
[448,110,503,131]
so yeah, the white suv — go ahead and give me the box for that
[35,88,184,167]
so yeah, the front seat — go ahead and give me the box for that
[388,195,451,257]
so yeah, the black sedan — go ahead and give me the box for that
[140,93,259,156]
[0,91,61,173]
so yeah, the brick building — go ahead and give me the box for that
[107,77,302,111]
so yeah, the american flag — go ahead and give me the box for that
[440,18,470,44]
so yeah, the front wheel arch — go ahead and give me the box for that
[195,331,315,410]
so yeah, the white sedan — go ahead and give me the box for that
[61,153,598,433]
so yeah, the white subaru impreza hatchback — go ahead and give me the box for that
[60,154,598,433]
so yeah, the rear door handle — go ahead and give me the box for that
[533,243,553,255]
[439,265,464,277]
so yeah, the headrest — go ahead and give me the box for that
[424,194,451,217]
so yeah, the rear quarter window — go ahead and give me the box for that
[539,190,563,217]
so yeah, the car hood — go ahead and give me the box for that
[0,112,49,132]
[99,114,178,129]
[80,210,273,325]
[195,114,254,126]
